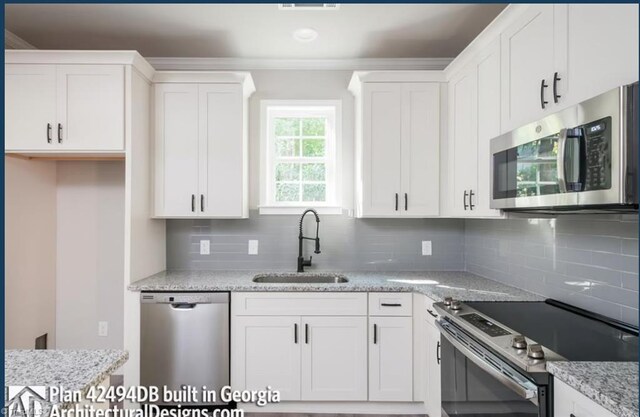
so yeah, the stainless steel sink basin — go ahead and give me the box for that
[252,273,349,284]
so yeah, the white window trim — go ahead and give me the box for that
[259,99,342,215]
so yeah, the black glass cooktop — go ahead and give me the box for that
[467,300,639,362]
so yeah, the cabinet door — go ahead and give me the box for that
[369,317,413,401]
[448,68,478,216]
[5,64,56,151]
[424,322,441,417]
[198,84,246,218]
[154,83,199,217]
[401,83,440,216]
[475,40,504,218]
[501,5,566,131]
[56,65,124,150]
[362,83,402,217]
[565,4,639,107]
[231,316,301,401]
[301,316,367,400]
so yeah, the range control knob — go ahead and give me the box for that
[450,300,462,311]
[443,297,453,307]
[512,335,527,349]
[527,344,545,359]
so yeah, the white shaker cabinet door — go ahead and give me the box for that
[198,84,246,218]
[56,65,125,150]
[361,83,403,217]
[5,64,57,151]
[301,316,368,401]
[154,83,200,217]
[369,316,413,401]
[231,316,302,401]
[424,321,441,417]
[401,83,440,217]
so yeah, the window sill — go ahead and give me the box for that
[258,206,343,215]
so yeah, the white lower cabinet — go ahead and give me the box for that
[554,378,617,417]
[425,320,441,417]
[301,316,368,401]
[369,316,413,401]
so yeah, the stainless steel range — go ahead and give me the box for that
[434,299,638,417]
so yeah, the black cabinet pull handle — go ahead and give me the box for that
[57,123,63,143]
[381,303,402,307]
[191,194,195,212]
[553,72,562,104]
[540,79,549,109]
[305,323,309,344]
[469,190,475,210]
[463,190,469,210]
[47,123,52,143]
[200,194,204,212]
[294,323,298,344]
[427,309,438,318]
[437,341,441,364]
[404,193,408,211]
[373,323,378,344]
[395,193,398,211]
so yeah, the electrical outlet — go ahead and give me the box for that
[200,240,210,255]
[422,241,432,256]
[98,321,108,337]
[248,240,259,255]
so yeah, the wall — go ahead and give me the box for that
[465,214,639,325]
[5,157,57,349]
[56,161,125,349]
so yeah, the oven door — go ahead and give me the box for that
[436,319,547,417]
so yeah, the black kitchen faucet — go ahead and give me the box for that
[297,208,321,272]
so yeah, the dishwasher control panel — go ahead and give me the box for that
[140,292,229,304]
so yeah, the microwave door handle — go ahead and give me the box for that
[557,128,568,193]
[435,320,539,404]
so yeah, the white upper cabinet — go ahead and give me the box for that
[153,72,254,218]
[500,4,567,132]
[350,72,441,218]
[5,62,125,152]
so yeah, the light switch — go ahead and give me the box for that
[422,241,432,256]
[248,240,259,255]
[98,321,108,337]
[200,240,210,255]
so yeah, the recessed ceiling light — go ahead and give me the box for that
[293,28,318,43]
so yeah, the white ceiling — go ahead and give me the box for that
[5,4,507,59]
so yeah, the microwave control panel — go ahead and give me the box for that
[583,116,612,191]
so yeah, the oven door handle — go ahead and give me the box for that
[435,320,538,404]
[557,128,568,193]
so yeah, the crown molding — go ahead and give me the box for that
[5,30,37,50]
[146,57,453,71]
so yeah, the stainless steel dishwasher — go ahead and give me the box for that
[141,292,229,405]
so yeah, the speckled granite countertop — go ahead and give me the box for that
[5,350,128,409]
[127,270,543,302]
[548,361,638,417]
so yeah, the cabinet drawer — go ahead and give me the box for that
[554,378,617,417]
[232,292,367,316]
[422,294,440,327]
[368,293,412,316]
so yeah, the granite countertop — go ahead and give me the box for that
[128,270,543,302]
[548,361,639,417]
[5,349,128,409]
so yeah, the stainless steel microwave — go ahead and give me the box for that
[490,82,638,213]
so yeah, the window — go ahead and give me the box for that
[260,100,341,214]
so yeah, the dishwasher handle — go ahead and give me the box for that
[170,303,197,310]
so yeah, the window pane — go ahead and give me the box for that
[276,163,300,181]
[275,138,300,157]
[302,163,325,181]
[302,118,325,136]
[302,139,325,157]
[275,118,299,136]
[303,184,326,202]
[276,183,300,202]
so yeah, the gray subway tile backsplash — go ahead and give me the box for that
[166,211,638,325]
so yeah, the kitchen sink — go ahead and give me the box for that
[252,273,349,284]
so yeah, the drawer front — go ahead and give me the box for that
[232,292,367,316]
[422,294,440,327]
[554,379,617,417]
[369,293,412,316]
